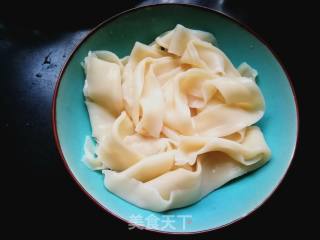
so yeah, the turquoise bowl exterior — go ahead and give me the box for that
[52,4,298,234]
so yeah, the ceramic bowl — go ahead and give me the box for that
[52,4,298,234]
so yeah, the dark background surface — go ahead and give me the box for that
[1,0,311,238]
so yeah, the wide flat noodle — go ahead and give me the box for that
[104,129,270,211]
[82,24,271,212]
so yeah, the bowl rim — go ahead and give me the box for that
[52,3,299,235]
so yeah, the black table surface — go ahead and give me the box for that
[1,0,310,238]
